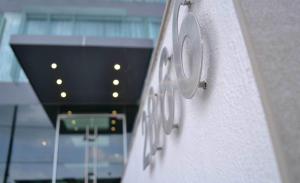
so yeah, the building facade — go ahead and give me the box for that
[122,1,300,183]
[0,0,164,183]
[1,0,300,183]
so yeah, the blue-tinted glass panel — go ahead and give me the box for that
[0,164,4,182]
[149,19,161,40]
[6,104,55,182]
[0,13,25,82]
[22,13,162,40]
[50,15,74,36]
[55,114,127,181]
[9,163,53,181]
[0,15,5,41]
[75,17,103,37]
[0,106,14,182]
[57,134,125,179]
[0,127,11,162]
[17,105,53,127]
[11,127,55,163]
[24,15,48,35]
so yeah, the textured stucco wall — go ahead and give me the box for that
[122,0,281,183]
[235,1,300,183]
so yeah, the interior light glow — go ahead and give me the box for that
[61,92,67,98]
[113,79,119,86]
[111,120,116,125]
[111,127,116,132]
[51,63,57,69]
[71,120,76,125]
[56,79,63,85]
[112,92,119,98]
[114,64,121,71]
[41,140,48,146]
[67,110,72,115]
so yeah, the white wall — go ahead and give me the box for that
[235,1,300,183]
[122,1,281,183]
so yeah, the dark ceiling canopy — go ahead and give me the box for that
[10,35,153,106]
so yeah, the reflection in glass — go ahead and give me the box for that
[54,114,127,182]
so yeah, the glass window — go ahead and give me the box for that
[0,15,5,41]
[50,15,74,36]
[104,19,122,38]
[4,104,55,182]
[0,106,15,182]
[149,19,161,40]
[0,13,24,82]
[0,164,4,182]
[24,14,49,35]
[54,114,127,182]
[75,16,104,37]
[22,13,162,40]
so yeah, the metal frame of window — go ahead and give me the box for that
[0,15,6,44]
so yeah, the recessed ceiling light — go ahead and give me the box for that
[67,110,72,115]
[112,92,119,98]
[114,64,121,71]
[51,63,57,69]
[41,140,48,146]
[61,92,67,98]
[56,79,63,85]
[113,79,119,85]
[112,110,117,115]
[111,127,116,132]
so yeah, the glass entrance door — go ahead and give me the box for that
[52,113,127,183]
